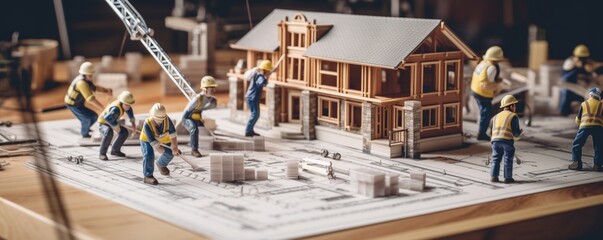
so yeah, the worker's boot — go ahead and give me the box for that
[490,177,499,182]
[110,151,126,157]
[99,154,108,161]
[143,176,158,185]
[504,178,515,184]
[568,161,583,171]
[156,162,170,175]
[191,149,202,158]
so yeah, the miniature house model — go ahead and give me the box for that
[228,9,478,157]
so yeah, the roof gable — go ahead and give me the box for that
[231,9,477,69]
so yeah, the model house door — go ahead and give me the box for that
[289,91,301,123]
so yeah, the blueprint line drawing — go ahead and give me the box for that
[9,109,603,239]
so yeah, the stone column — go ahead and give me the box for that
[404,100,421,159]
[361,102,375,153]
[266,83,281,127]
[301,90,317,140]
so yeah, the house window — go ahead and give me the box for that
[381,65,413,97]
[422,62,439,94]
[421,105,439,130]
[445,61,459,91]
[319,96,339,123]
[289,32,306,48]
[393,106,405,130]
[320,61,338,87]
[288,57,305,81]
[348,64,362,91]
[444,103,460,127]
[346,102,362,131]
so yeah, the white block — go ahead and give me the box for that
[256,169,268,180]
[233,154,245,181]
[386,173,399,186]
[209,154,222,182]
[222,154,234,181]
[410,170,426,182]
[245,168,255,181]
[286,160,299,179]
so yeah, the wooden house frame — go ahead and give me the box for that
[228,9,478,157]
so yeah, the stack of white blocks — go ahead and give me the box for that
[256,169,268,180]
[384,173,400,196]
[286,160,299,179]
[401,170,426,192]
[350,169,400,198]
[350,168,385,198]
[209,153,244,182]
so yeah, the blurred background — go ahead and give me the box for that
[1,0,601,65]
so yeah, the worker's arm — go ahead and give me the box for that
[575,106,583,124]
[125,108,136,133]
[481,65,501,91]
[95,85,113,95]
[181,97,198,120]
[76,81,104,111]
[142,122,159,150]
[167,117,180,156]
[201,96,217,111]
[510,115,523,138]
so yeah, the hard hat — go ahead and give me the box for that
[149,103,167,119]
[500,95,518,108]
[573,44,590,58]
[258,60,272,71]
[118,91,135,105]
[589,87,601,99]
[483,46,504,62]
[79,62,95,75]
[200,76,218,89]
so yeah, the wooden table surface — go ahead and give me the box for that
[1,62,603,239]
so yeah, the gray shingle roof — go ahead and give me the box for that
[232,9,443,69]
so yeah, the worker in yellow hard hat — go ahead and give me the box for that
[98,91,137,160]
[471,46,505,141]
[181,76,218,157]
[559,44,600,116]
[568,87,602,171]
[140,103,180,185]
[490,95,523,183]
[244,60,272,137]
[64,62,113,138]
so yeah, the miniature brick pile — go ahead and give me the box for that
[400,170,426,191]
[350,168,399,198]
[209,153,268,182]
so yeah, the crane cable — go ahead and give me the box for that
[245,0,253,29]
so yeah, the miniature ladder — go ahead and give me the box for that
[104,0,196,101]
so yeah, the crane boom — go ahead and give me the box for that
[104,0,196,101]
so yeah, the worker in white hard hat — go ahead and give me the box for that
[244,60,272,137]
[568,87,603,172]
[559,44,602,116]
[471,46,505,141]
[97,91,136,161]
[490,95,523,184]
[64,61,113,138]
[181,76,218,157]
[139,103,180,185]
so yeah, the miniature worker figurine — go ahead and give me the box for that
[181,76,218,157]
[98,91,136,160]
[490,95,523,183]
[326,161,336,180]
[559,45,600,116]
[244,60,272,137]
[568,87,602,171]
[471,46,505,141]
[140,103,181,185]
[65,62,112,138]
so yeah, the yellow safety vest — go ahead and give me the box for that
[191,95,204,121]
[577,98,603,128]
[98,100,124,125]
[140,117,171,144]
[471,61,496,98]
[491,110,517,141]
[64,76,95,105]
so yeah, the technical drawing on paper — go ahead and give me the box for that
[11,109,603,239]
